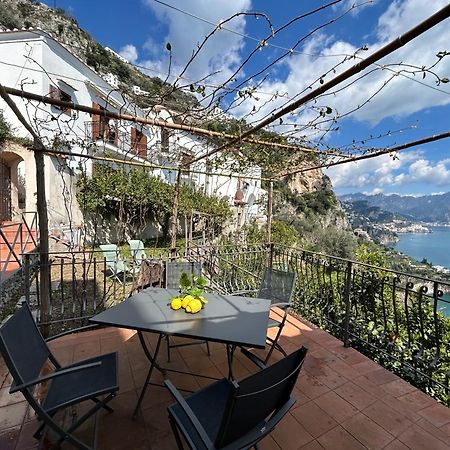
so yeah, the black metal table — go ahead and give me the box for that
[90,287,271,417]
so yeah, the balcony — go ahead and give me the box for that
[0,244,449,449]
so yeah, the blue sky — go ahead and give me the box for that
[43,0,450,196]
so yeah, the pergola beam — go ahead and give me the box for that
[2,86,347,157]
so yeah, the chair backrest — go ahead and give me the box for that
[100,244,128,272]
[258,268,296,305]
[0,303,50,390]
[128,240,146,263]
[215,347,308,448]
[165,261,202,289]
[99,244,119,265]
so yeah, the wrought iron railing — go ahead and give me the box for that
[192,243,450,405]
[0,211,38,279]
[24,247,182,335]
[23,242,450,404]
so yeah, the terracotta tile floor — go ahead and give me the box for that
[1,311,450,450]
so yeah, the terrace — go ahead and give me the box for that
[0,243,449,449]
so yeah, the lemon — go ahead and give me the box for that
[187,299,202,314]
[171,298,182,310]
[181,295,194,309]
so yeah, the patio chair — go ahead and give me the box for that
[233,267,297,363]
[165,346,308,450]
[99,243,138,284]
[128,239,147,265]
[165,261,210,362]
[0,303,119,450]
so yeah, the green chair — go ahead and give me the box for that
[99,244,138,284]
[128,239,147,265]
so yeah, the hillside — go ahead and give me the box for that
[340,192,450,223]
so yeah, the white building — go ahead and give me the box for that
[0,28,266,237]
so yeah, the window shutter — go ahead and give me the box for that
[139,133,147,157]
[92,102,101,139]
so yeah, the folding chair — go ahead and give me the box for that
[99,243,138,284]
[165,261,210,362]
[128,239,147,266]
[233,267,297,363]
[0,303,119,450]
[165,346,308,450]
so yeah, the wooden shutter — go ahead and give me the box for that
[131,127,137,154]
[139,133,147,157]
[92,102,101,140]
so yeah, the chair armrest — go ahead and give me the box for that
[164,379,214,449]
[240,348,267,371]
[10,361,102,393]
[271,302,291,309]
[230,289,258,296]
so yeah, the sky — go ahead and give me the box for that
[42,0,450,197]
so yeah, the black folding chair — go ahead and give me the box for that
[165,346,308,450]
[0,303,119,450]
[165,261,210,362]
[233,267,296,363]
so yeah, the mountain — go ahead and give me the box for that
[339,192,450,223]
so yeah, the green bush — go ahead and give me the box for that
[77,164,231,240]
[0,110,12,145]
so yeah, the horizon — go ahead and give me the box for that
[339,190,450,198]
[33,0,450,197]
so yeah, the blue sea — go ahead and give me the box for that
[394,227,450,316]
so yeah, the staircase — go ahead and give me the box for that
[0,214,38,281]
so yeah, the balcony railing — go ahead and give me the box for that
[22,242,450,405]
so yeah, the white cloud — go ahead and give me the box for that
[233,0,450,126]
[405,158,450,185]
[326,149,450,191]
[364,187,383,195]
[119,44,138,64]
[142,0,252,87]
[325,150,421,189]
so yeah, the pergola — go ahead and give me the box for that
[1,3,450,329]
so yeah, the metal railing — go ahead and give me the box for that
[0,212,38,279]
[190,243,450,404]
[23,242,450,404]
[24,247,184,335]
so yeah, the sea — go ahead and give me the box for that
[394,226,450,317]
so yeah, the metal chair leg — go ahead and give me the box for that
[91,397,114,413]
[205,341,211,356]
[169,415,185,450]
[264,326,284,364]
[166,335,171,362]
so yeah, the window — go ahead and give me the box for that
[49,85,72,116]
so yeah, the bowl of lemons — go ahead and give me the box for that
[170,272,208,314]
